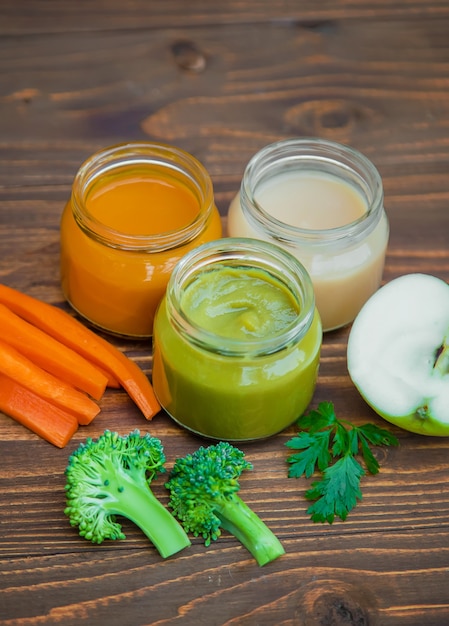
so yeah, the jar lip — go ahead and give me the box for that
[165,237,317,357]
[71,141,215,252]
[240,137,384,247]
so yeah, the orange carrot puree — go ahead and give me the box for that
[60,165,222,338]
[87,172,200,235]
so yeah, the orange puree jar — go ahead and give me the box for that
[60,142,222,338]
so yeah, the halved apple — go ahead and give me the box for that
[347,273,449,436]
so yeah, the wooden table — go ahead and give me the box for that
[1,2,449,625]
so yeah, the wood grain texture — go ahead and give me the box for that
[2,1,449,36]
[1,2,449,625]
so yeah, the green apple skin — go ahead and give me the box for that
[352,401,449,437]
[347,273,449,437]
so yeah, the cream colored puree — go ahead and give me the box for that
[152,265,321,441]
[228,170,388,331]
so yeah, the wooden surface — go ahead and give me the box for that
[1,2,449,625]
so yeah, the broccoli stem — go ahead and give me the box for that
[216,494,285,566]
[101,470,191,558]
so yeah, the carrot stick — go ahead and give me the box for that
[0,284,160,419]
[0,339,100,425]
[91,362,121,389]
[0,303,108,401]
[0,373,79,448]
[93,336,161,420]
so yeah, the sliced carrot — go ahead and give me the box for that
[0,339,100,425]
[91,362,121,389]
[92,335,161,420]
[0,284,160,419]
[0,373,78,448]
[0,303,108,401]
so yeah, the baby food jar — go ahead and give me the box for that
[60,142,222,338]
[227,138,389,331]
[152,238,322,441]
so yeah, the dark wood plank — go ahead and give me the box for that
[2,0,449,35]
[2,524,449,625]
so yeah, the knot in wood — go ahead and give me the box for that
[171,40,206,73]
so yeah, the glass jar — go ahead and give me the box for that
[227,138,389,331]
[60,142,222,338]
[152,238,322,441]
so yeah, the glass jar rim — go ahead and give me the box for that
[164,237,317,357]
[240,137,384,247]
[71,141,215,252]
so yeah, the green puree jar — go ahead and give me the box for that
[152,238,322,441]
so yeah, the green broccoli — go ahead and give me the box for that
[64,429,191,558]
[165,441,285,566]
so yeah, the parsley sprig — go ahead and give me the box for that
[286,402,399,523]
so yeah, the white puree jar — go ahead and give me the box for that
[227,138,389,331]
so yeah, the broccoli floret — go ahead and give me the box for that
[165,441,285,566]
[64,429,191,558]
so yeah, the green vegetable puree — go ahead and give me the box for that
[152,265,322,441]
[180,266,299,339]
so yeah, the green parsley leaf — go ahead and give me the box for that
[286,401,399,523]
[357,423,399,447]
[332,422,350,457]
[286,430,331,478]
[305,455,365,523]
[297,401,336,433]
[358,433,380,475]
